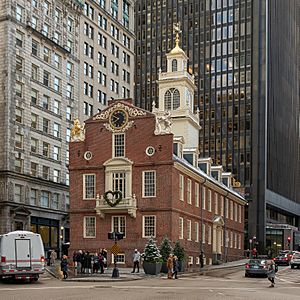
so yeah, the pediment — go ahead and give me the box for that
[103,157,133,167]
[11,206,31,216]
[213,215,224,226]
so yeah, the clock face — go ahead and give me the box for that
[109,109,128,129]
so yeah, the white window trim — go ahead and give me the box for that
[202,186,206,210]
[195,221,199,242]
[112,133,125,158]
[239,205,242,223]
[83,174,96,200]
[187,219,192,241]
[187,179,192,204]
[142,170,156,198]
[111,216,126,238]
[83,216,96,238]
[179,217,184,239]
[179,174,184,201]
[202,223,206,244]
[188,256,193,265]
[215,193,218,215]
[195,182,199,207]
[207,225,212,245]
[142,215,156,238]
[208,189,212,212]
[111,253,125,264]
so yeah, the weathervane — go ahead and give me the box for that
[173,22,181,47]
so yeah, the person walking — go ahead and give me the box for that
[50,250,57,266]
[167,254,173,279]
[199,250,205,268]
[99,253,105,274]
[93,253,100,273]
[131,249,141,273]
[252,247,258,259]
[60,255,68,280]
[267,260,276,287]
[172,255,179,279]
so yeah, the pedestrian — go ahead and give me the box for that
[101,248,108,269]
[199,250,204,268]
[93,253,100,273]
[84,251,92,274]
[60,255,68,279]
[131,249,141,273]
[172,255,179,279]
[246,249,250,259]
[267,260,276,287]
[167,254,173,279]
[252,247,257,259]
[99,253,104,274]
[75,250,83,275]
[50,250,57,266]
[81,250,86,274]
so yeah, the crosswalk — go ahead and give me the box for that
[276,266,300,284]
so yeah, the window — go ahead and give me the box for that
[230,201,233,220]
[179,217,183,239]
[31,113,38,129]
[15,157,23,173]
[187,219,192,241]
[112,216,126,237]
[234,203,238,222]
[31,162,38,177]
[31,137,38,153]
[202,186,206,210]
[16,56,23,72]
[215,193,218,214]
[15,82,23,98]
[14,184,22,202]
[15,133,23,149]
[113,133,125,157]
[15,107,23,123]
[207,225,212,244]
[143,171,156,197]
[66,61,73,77]
[54,53,61,69]
[187,179,192,204]
[42,142,50,157]
[32,40,39,56]
[43,47,50,63]
[66,172,69,186]
[83,174,95,199]
[207,189,212,212]
[179,174,184,201]
[112,172,126,197]
[53,169,60,183]
[43,1,50,15]
[42,166,50,180]
[53,99,60,115]
[195,183,199,207]
[188,256,193,266]
[230,231,233,248]
[172,59,178,72]
[225,198,229,218]
[239,205,242,223]
[111,253,125,264]
[31,89,38,104]
[30,189,37,205]
[66,106,72,120]
[42,95,50,109]
[16,31,24,47]
[52,193,59,209]
[84,217,96,238]
[202,223,205,243]
[42,118,49,133]
[40,191,50,207]
[53,122,60,138]
[31,64,39,80]
[54,77,61,92]
[67,84,73,99]
[67,18,73,32]
[54,8,61,23]
[53,146,60,161]
[143,216,156,238]
[164,88,180,110]
[42,23,49,37]
[66,128,71,142]
[43,71,50,86]
[195,222,199,242]
[16,5,24,22]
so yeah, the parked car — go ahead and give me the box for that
[273,254,290,266]
[290,253,300,269]
[245,259,268,277]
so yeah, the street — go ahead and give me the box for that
[0,266,300,300]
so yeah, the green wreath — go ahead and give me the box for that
[104,190,123,207]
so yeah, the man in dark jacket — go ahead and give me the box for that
[60,255,68,279]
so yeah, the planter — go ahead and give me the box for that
[160,262,168,273]
[143,261,162,275]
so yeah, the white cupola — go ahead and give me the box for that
[156,24,200,149]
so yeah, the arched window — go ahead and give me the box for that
[172,59,178,72]
[164,88,180,110]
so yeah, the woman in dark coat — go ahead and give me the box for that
[172,255,179,279]
[60,255,68,279]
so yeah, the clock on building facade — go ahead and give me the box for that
[109,109,128,130]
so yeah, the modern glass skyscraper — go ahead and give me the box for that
[135,0,299,249]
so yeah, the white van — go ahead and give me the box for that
[0,231,45,281]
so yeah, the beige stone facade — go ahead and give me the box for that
[0,0,82,255]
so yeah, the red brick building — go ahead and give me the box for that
[69,41,246,268]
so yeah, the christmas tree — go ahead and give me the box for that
[173,240,186,261]
[143,238,162,263]
[159,236,173,262]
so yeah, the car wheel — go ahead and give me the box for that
[291,265,294,269]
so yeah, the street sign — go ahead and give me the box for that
[111,243,120,256]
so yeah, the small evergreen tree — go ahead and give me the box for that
[143,238,162,263]
[173,241,186,261]
[159,236,173,262]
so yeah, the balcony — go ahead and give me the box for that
[95,194,137,219]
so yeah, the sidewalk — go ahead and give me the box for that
[45,259,248,282]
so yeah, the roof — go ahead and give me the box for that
[173,154,246,202]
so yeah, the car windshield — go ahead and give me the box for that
[249,259,265,264]
[293,254,300,259]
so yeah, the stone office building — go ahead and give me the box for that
[69,43,246,267]
[0,0,82,255]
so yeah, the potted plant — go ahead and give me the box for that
[142,238,162,275]
[173,241,186,272]
[159,236,173,273]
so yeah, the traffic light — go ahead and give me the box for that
[287,236,291,247]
